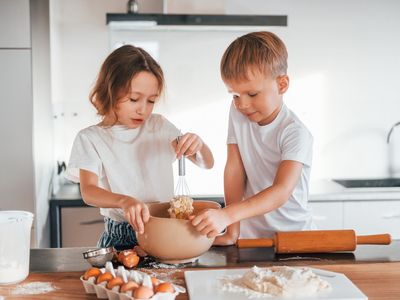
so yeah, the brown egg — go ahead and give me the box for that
[83,267,101,280]
[121,253,140,268]
[106,277,124,290]
[151,276,159,287]
[96,272,113,284]
[155,282,175,293]
[120,280,140,293]
[133,285,154,299]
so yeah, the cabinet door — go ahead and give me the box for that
[0,50,34,212]
[309,202,343,230]
[0,0,31,47]
[344,201,400,239]
[61,207,104,247]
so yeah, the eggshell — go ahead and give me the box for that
[121,253,140,268]
[118,249,134,262]
[106,277,124,290]
[83,267,101,280]
[133,285,154,299]
[120,280,140,293]
[96,271,114,284]
[155,282,175,293]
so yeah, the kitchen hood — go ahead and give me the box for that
[106,13,287,27]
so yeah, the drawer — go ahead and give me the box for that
[0,0,31,47]
[61,207,104,247]
[309,202,343,230]
[343,201,400,239]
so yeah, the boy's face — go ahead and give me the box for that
[224,71,289,126]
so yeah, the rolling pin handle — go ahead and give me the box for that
[236,238,275,248]
[356,234,392,245]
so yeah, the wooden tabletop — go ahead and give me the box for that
[1,262,399,299]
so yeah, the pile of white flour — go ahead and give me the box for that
[220,266,331,298]
[11,282,56,295]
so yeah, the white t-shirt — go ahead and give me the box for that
[227,102,315,238]
[65,114,180,222]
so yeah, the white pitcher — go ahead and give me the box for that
[0,211,34,284]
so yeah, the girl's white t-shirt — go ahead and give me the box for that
[227,102,315,238]
[65,114,180,222]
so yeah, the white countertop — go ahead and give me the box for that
[55,180,400,203]
[309,179,400,201]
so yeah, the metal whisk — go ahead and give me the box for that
[174,136,190,197]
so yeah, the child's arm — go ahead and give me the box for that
[191,160,303,238]
[173,133,214,169]
[79,169,150,234]
[214,144,245,245]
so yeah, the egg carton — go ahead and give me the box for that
[80,262,185,300]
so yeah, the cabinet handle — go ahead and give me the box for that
[382,214,400,219]
[313,215,327,221]
[80,219,104,225]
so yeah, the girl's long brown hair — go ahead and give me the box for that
[90,45,164,120]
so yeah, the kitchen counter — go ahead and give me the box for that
[53,180,400,203]
[0,263,398,299]
[1,244,399,299]
[29,241,400,272]
[309,179,400,201]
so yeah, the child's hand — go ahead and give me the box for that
[120,196,150,234]
[175,132,204,159]
[214,223,240,246]
[189,209,230,238]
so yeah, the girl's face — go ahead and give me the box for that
[224,71,289,126]
[114,71,160,128]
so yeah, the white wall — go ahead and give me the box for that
[226,0,400,181]
[52,0,400,196]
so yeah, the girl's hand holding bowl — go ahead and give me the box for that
[120,196,150,234]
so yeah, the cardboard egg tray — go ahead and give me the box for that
[80,262,185,300]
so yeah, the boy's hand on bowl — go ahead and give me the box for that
[189,209,230,238]
[120,196,150,234]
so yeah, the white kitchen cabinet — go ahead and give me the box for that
[0,0,30,47]
[0,0,53,248]
[309,201,343,230]
[343,200,400,239]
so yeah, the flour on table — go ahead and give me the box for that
[11,282,57,295]
[220,266,331,298]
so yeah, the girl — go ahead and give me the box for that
[65,45,214,249]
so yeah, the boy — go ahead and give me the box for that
[190,31,314,244]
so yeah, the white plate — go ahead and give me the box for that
[184,267,367,300]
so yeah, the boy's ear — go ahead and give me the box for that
[277,75,289,95]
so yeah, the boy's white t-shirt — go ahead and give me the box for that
[65,114,181,222]
[227,102,315,238]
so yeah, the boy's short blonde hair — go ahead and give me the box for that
[220,31,288,81]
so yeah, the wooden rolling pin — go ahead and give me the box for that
[236,230,391,253]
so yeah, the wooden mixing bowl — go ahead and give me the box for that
[136,200,221,263]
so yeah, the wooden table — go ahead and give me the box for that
[1,262,399,299]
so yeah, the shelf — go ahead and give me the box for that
[106,13,287,28]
